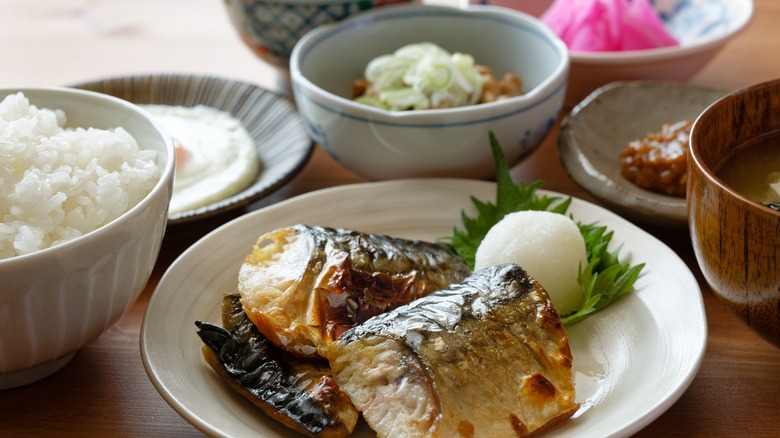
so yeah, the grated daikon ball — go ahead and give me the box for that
[474,210,587,315]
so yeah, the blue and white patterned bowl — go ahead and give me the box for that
[290,4,569,180]
[223,0,413,68]
[565,0,754,105]
[73,73,314,224]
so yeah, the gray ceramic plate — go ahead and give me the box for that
[558,81,728,228]
[71,73,313,224]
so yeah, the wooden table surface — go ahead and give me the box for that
[1,0,779,436]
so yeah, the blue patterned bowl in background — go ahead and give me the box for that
[223,0,414,68]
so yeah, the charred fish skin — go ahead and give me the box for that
[328,264,579,438]
[239,224,470,358]
[196,294,358,438]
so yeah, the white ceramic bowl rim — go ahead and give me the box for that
[290,4,570,126]
[293,79,568,128]
[569,0,754,64]
[0,86,175,268]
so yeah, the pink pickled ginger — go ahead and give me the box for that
[541,0,679,52]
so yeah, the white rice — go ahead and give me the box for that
[0,92,161,260]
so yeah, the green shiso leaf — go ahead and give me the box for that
[442,133,570,269]
[443,132,645,326]
[562,222,645,325]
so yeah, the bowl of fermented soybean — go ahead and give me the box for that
[688,78,780,348]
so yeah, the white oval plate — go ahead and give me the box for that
[141,179,706,438]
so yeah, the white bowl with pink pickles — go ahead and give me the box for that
[471,0,754,106]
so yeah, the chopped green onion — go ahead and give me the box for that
[378,88,428,111]
[354,42,484,110]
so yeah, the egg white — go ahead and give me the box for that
[142,104,259,216]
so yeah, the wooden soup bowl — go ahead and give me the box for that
[688,79,780,348]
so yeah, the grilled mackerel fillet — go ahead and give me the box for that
[196,294,359,438]
[328,264,579,438]
[238,224,470,359]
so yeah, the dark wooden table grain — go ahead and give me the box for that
[1,1,779,436]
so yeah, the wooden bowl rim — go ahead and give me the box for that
[689,78,780,217]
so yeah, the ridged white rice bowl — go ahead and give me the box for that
[0,87,174,389]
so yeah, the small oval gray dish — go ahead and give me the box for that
[71,73,314,225]
[558,81,728,228]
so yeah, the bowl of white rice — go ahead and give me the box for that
[0,87,174,389]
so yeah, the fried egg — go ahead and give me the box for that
[142,104,259,216]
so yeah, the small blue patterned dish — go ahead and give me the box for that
[223,0,413,69]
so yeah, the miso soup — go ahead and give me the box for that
[717,131,780,206]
